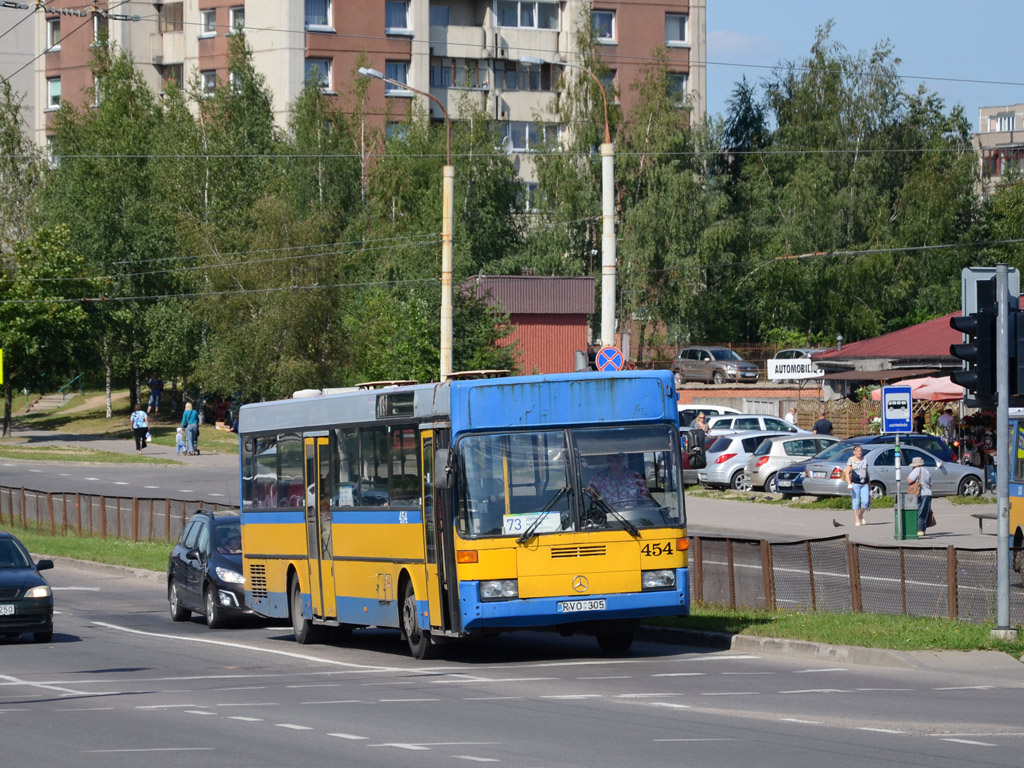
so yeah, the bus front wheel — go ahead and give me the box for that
[596,630,634,655]
[401,580,433,660]
[290,578,325,645]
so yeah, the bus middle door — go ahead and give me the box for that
[420,430,446,630]
[303,436,337,621]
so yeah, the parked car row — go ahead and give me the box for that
[688,428,983,500]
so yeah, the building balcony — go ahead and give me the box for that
[430,24,487,59]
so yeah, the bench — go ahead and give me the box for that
[971,511,997,533]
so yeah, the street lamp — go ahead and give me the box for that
[561,61,616,349]
[358,67,455,382]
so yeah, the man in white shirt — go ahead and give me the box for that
[784,407,797,425]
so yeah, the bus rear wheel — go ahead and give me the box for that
[290,578,325,645]
[401,580,433,660]
[596,630,634,655]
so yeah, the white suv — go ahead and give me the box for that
[706,413,808,435]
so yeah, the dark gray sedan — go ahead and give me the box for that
[801,445,984,499]
[0,531,54,643]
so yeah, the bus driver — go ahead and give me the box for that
[589,453,652,504]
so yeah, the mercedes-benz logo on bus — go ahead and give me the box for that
[572,575,589,593]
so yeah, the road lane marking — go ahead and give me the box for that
[701,692,759,696]
[941,738,996,746]
[933,686,994,691]
[781,718,822,724]
[370,742,500,750]
[454,757,500,762]
[0,674,96,697]
[615,693,685,698]
[215,702,277,707]
[52,586,101,591]
[186,710,217,716]
[578,675,631,680]
[794,668,848,673]
[371,744,430,750]
[651,703,691,709]
[857,728,905,734]
[91,622,405,672]
[113,481,129,485]
[276,724,313,730]
[55,707,114,712]
[651,673,705,677]
[463,697,524,701]
[228,716,263,722]
[136,704,194,709]
[302,700,363,705]
[143,485,160,489]
[856,688,914,692]
[722,672,774,676]
[654,738,736,742]
[779,689,849,694]
[540,694,603,700]
[329,733,369,740]
[209,493,226,497]
[379,698,440,703]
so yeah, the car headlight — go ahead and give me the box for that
[24,585,51,598]
[641,569,676,591]
[215,566,245,584]
[479,579,518,601]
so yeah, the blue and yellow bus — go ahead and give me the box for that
[1008,418,1024,568]
[238,370,689,658]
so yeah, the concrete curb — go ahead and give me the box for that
[39,554,165,586]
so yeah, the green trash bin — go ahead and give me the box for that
[894,494,918,540]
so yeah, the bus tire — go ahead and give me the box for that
[401,580,433,660]
[596,630,634,655]
[290,577,325,645]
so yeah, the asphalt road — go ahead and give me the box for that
[2,562,1023,768]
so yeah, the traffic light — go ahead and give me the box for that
[950,307,997,397]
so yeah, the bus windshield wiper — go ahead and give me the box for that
[582,487,641,538]
[517,486,572,544]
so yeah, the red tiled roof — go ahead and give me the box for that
[815,312,958,361]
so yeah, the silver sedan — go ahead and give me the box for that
[801,444,984,499]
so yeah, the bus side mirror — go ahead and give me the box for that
[435,448,455,490]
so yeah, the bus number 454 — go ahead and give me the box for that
[641,542,673,557]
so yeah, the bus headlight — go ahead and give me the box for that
[641,569,675,591]
[479,579,519,601]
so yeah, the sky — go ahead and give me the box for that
[705,1,1022,132]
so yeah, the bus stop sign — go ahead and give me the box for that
[882,385,912,433]
[595,346,624,372]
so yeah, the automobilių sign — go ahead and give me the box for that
[881,385,913,433]
[766,358,824,381]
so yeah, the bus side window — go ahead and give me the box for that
[1014,424,1024,482]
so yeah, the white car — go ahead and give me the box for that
[706,413,809,435]
[678,403,741,427]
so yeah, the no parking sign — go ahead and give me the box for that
[595,346,623,372]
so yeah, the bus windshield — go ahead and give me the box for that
[456,425,684,538]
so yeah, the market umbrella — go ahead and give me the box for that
[914,375,963,402]
[870,377,933,401]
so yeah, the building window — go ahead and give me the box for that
[518,181,540,211]
[200,9,217,36]
[667,72,688,107]
[431,58,484,89]
[384,61,409,93]
[430,5,450,26]
[385,123,408,141]
[46,136,59,169]
[305,0,332,29]
[665,13,687,45]
[385,0,410,32]
[305,58,332,91]
[991,113,1016,132]
[502,121,559,152]
[201,70,217,95]
[592,10,615,42]
[46,18,61,50]
[496,1,558,29]
[228,7,245,34]
[47,77,61,109]
[92,13,108,45]
[494,60,550,92]
[158,2,184,33]
[160,64,184,92]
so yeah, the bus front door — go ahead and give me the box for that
[304,436,336,621]
[420,431,446,629]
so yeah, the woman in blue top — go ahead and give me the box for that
[181,402,200,455]
[129,403,149,454]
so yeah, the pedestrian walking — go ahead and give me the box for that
[694,412,709,432]
[181,402,200,455]
[130,403,149,454]
[146,374,165,415]
[907,456,934,537]
[784,407,797,425]
[812,411,833,435]
[843,444,870,526]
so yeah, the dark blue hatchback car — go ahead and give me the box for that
[0,531,54,643]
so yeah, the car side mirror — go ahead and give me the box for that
[186,549,201,562]
[36,559,54,571]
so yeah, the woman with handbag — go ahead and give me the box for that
[907,456,933,537]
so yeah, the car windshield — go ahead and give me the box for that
[456,425,684,538]
[711,349,743,361]
[214,522,242,554]
[0,538,32,569]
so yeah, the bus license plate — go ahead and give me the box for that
[0,604,14,616]
[557,599,606,613]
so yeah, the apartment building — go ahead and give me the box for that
[32,1,705,169]
[975,103,1024,197]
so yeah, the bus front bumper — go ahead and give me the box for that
[458,568,689,631]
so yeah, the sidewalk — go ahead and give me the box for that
[686,493,999,548]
